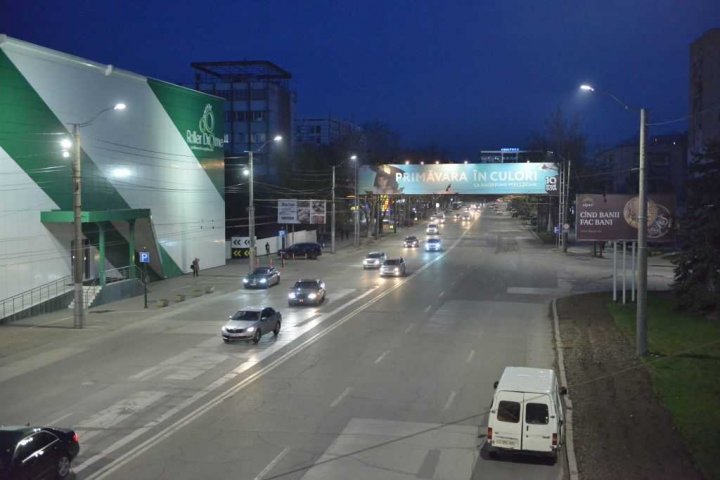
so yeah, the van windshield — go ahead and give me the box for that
[525,403,549,424]
[497,401,520,423]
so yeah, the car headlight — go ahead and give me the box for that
[246,327,255,333]
[243,278,249,283]
[289,292,296,299]
[221,326,228,332]
[394,268,399,273]
[260,278,267,283]
[308,293,317,299]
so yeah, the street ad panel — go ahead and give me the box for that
[575,194,676,242]
[277,199,326,224]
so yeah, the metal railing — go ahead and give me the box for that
[1,275,73,321]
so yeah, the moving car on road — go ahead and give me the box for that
[426,223,439,235]
[243,267,281,288]
[0,425,80,479]
[380,258,406,277]
[425,237,442,252]
[288,279,326,306]
[278,242,322,259]
[221,307,281,344]
[403,236,419,248]
[362,252,387,269]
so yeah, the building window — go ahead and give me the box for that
[253,111,265,122]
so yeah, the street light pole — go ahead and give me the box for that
[248,149,256,273]
[352,156,359,247]
[72,123,84,329]
[331,165,336,253]
[637,107,648,356]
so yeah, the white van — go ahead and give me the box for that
[486,367,567,461]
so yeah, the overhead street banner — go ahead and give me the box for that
[277,199,326,224]
[575,194,676,242]
[357,163,559,195]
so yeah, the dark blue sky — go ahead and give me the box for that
[2,0,718,159]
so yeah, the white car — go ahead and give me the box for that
[426,223,439,235]
[363,252,387,269]
[425,238,442,251]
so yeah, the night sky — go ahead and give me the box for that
[2,0,718,159]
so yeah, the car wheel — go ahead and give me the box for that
[223,338,230,344]
[273,321,281,336]
[57,455,71,478]
[252,329,262,344]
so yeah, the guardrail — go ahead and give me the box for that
[1,275,73,321]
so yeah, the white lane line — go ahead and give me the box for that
[47,412,73,425]
[465,349,475,364]
[374,351,389,365]
[404,324,415,334]
[439,291,445,297]
[254,447,290,480]
[424,305,432,313]
[443,391,457,411]
[82,228,473,480]
[330,387,351,408]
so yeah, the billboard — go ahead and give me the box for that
[357,163,559,195]
[277,199,326,224]
[576,194,676,242]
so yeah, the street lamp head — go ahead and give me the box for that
[350,155,358,161]
[242,167,250,176]
[60,138,72,149]
[273,135,283,142]
[579,84,595,92]
[113,103,127,111]
[62,150,71,158]
[405,160,410,165]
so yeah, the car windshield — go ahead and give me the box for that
[384,259,402,265]
[366,253,384,259]
[232,310,260,321]
[295,281,319,289]
[405,237,417,241]
[252,268,272,274]
[428,224,437,228]
[428,239,440,244]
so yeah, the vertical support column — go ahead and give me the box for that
[637,108,648,356]
[98,222,106,287]
[331,165,336,253]
[613,241,617,302]
[128,219,136,279]
[622,241,627,305]
[631,241,636,302]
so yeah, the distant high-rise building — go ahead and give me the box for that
[296,117,361,146]
[689,28,720,155]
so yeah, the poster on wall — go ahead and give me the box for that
[575,194,676,242]
[356,163,559,195]
[277,199,326,224]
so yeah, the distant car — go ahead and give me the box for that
[363,252,387,269]
[221,306,281,344]
[426,223,439,235]
[429,215,437,223]
[403,236,419,248]
[243,267,281,288]
[278,242,322,259]
[288,279,326,306]
[461,213,471,222]
[0,425,80,479]
[380,258,406,277]
[453,213,460,220]
[425,238,442,251]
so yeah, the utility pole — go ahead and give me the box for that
[72,123,85,329]
[331,165,336,253]
[563,159,571,252]
[637,108,648,356]
[248,150,255,273]
[353,157,359,247]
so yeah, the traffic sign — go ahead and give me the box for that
[563,223,570,232]
[231,237,254,248]
[139,251,150,263]
[231,248,249,258]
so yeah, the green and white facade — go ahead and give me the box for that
[0,35,225,303]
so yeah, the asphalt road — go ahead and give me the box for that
[3,208,673,479]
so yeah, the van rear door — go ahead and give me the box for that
[523,394,554,452]
[492,391,523,450]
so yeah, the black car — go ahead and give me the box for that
[0,426,80,479]
[403,236,419,248]
[288,279,326,306]
[243,267,281,289]
[278,242,322,259]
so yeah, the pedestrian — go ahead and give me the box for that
[192,257,200,277]
[265,242,270,257]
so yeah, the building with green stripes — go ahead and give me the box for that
[0,35,225,312]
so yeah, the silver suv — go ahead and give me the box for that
[380,258,406,277]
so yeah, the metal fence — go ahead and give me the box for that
[1,275,73,322]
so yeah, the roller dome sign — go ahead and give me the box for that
[357,163,559,195]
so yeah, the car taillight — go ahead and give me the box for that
[72,433,79,443]
[552,433,557,446]
[487,427,493,441]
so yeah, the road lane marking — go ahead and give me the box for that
[465,349,475,363]
[443,391,456,411]
[424,305,432,313]
[439,291,445,297]
[82,227,473,479]
[404,324,415,334]
[0,347,86,384]
[374,351,389,365]
[254,447,290,480]
[47,412,73,425]
[330,387,351,408]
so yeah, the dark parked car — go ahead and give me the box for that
[403,236,419,248]
[288,279,326,306]
[278,242,322,259]
[0,425,80,479]
[221,306,282,344]
[243,267,281,289]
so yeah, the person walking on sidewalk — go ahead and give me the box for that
[265,242,270,257]
[192,257,200,277]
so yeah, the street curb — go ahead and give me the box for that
[552,298,580,480]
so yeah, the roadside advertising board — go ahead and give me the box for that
[277,199,326,224]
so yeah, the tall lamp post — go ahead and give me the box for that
[350,155,359,247]
[246,135,282,273]
[331,154,358,253]
[580,84,648,356]
[63,103,127,329]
